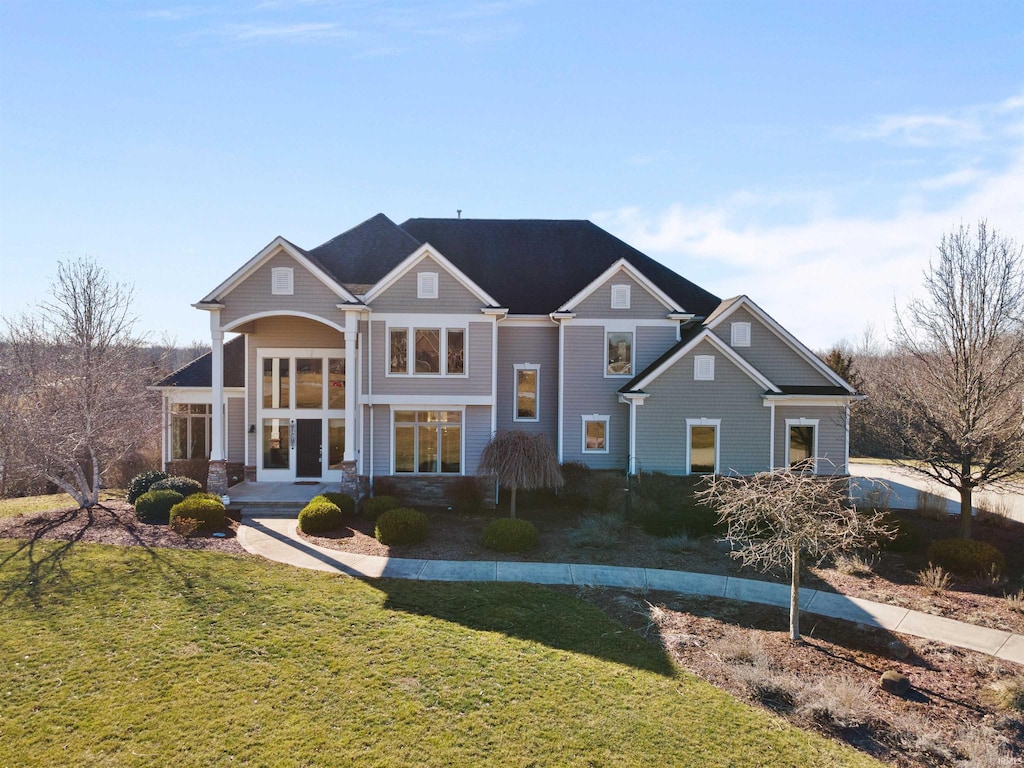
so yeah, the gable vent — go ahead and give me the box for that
[731,321,751,347]
[271,267,294,296]
[611,284,631,309]
[418,272,438,299]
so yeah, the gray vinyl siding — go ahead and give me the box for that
[371,404,390,476]
[561,325,629,470]
[220,252,346,328]
[495,325,559,445]
[773,404,848,474]
[572,271,671,319]
[370,320,493,397]
[634,339,770,475]
[711,307,829,386]
[464,406,492,475]
[636,325,678,370]
[368,254,484,314]
[227,397,245,463]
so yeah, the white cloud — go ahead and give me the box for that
[221,22,354,41]
[854,114,983,147]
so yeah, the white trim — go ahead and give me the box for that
[499,315,558,327]
[693,354,715,381]
[369,394,494,406]
[372,312,485,326]
[784,418,819,472]
[390,406,466,476]
[557,319,565,462]
[605,329,636,378]
[581,414,611,454]
[556,259,683,313]
[626,330,780,393]
[768,401,776,470]
[762,396,858,407]
[513,363,541,422]
[556,317,679,328]
[730,321,751,347]
[686,418,721,475]
[363,244,500,307]
[221,310,348,334]
[200,237,357,304]
[384,322,469,378]
[706,296,857,393]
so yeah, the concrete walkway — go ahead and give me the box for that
[238,516,1024,666]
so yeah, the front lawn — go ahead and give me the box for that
[0,539,879,767]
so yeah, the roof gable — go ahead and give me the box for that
[556,258,683,315]
[304,213,423,288]
[362,243,501,308]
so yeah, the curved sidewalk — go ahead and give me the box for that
[238,516,1024,666]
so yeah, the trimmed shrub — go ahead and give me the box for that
[318,492,355,519]
[927,538,1006,579]
[127,470,168,505]
[151,476,204,498]
[362,495,402,520]
[446,476,485,515]
[481,518,538,553]
[375,507,429,545]
[298,497,345,534]
[169,493,226,531]
[134,489,183,524]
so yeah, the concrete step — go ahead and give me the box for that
[235,502,302,518]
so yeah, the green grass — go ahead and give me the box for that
[0,490,124,518]
[0,540,881,767]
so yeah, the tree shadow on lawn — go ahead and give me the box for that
[375,577,678,677]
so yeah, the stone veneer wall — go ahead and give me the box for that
[369,475,496,509]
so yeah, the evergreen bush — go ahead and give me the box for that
[134,489,183,524]
[481,518,538,552]
[926,538,1005,579]
[375,507,429,545]
[362,495,402,520]
[151,476,204,498]
[298,497,345,534]
[169,493,226,531]
[127,470,168,505]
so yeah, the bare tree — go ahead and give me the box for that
[1,258,157,507]
[478,430,563,519]
[699,471,890,641]
[878,221,1024,538]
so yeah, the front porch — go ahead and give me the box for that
[224,481,335,517]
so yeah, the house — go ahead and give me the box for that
[153,213,859,500]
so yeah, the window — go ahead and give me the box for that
[686,418,720,474]
[611,284,631,309]
[582,415,610,453]
[271,267,294,295]
[731,322,751,347]
[262,358,290,408]
[786,419,818,471]
[394,410,462,474]
[606,331,633,376]
[388,325,467,376]
[328,418,346,469]
[295,358,323,409]
[417,272,438,299]
[262,419,290,469]
[170,404,211,460]
[514,364,540,421]
[327,358,345,409]
[694,355,715,381]
[447,329,464,374]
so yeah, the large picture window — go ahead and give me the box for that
[686,418,720,474]
[394,410,462,474]
[514,364,540,421]
[606,331,633,376]
[389,325,467,376]
[171,404,211,460]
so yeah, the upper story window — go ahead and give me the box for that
[389,326,466,376]
[694,354,715,381]
[606,331,633,376]
[417,272,439,299]
[610,284,631,309]
[514,363,540,421]
[731,321,751,347]
[271,267,294,295]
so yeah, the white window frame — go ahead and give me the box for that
[417,271,439,299]
[581,414,610,454]
[391,407,465,475]
[170,403,212,460]
[694,354,715,381]
[610,284,631,309]
[785,418,819,472]
[686,418,720,475]
[731,321,751,347]
[271,267,294,295]
[605,330,635,378]
[386,323,468,377]
[513,363,541,422]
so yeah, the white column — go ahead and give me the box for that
[210,317,225,462]
[344,311,358,462]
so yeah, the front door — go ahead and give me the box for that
[296,419,322,478]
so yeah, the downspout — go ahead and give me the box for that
[557,318,564,463]
[628,397,637,475]
[769,401,776,470]
[368,315,374,491]
[844,402,851,475]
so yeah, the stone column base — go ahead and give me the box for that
[207,460,228,496]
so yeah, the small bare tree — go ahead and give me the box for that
[478,430,563,519]
[878,221,1024,538]
[699,471,890,641]
[1,258,156,507]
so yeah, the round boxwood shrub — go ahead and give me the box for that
[169,493,226,532]
[319,492,355,519]
[151,476,204,498]
[362,495,401,520]
[481,518,538,553]
[299,498,345,534]
[927,538,1006,579]
[134,489,183,524]
[127,470,168,505]
[375,507,429,545]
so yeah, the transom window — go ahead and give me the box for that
[171,404,210,460]
[582,414,610,453]
[514,364,540,421]
[394,410,462,474]
[263,355,345,409]
[606,331,633,376]
[389,327,466,376]
[686,418,720,474]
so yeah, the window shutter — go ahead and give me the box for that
[271,267,294,295]
[610,284,631,309]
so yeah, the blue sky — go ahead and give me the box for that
[1,0,1022,350]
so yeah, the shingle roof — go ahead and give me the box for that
[305,213,423,286]
[154,335,245,388]
[774,385,855,396]
[399,218,721,317]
